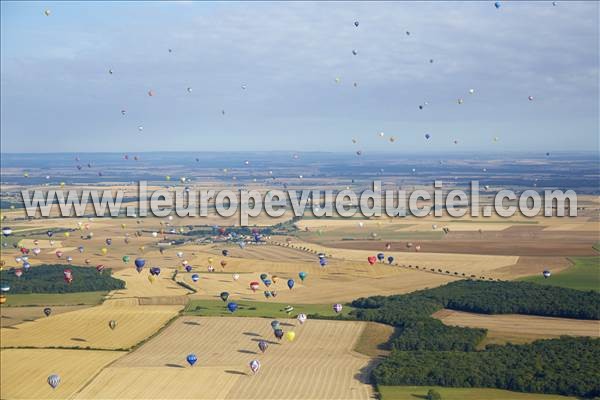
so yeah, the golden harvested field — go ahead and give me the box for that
[0,304,182,349]
[77,316,374,399]
[433,309,600,345]
[0,348,125,399]
[1,305,89,327]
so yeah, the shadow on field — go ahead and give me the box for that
[251,338,279,345]
[354,356,387,385]
[238,349,257,354]
[184,321,201,326]
[71,337,87,342]
[165,363,185,368]
[243,332,260,336]
[225,370,247,376]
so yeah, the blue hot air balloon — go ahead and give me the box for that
[287,279,295,290]
[186,353,197,366]
[494,1,501,8]
[298,272,307,281]
[134,258,145,273]
[387,256,394,264]
[263,279,272,287]
[271,320,281,330]
[185,265,192,272]
[319,258,327,267]
[191,274,200,282]
[227,302,238,313]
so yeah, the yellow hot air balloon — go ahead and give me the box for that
[284,331,296,342]
[60,182,66,187]
[165,175,171,181]
[63,232,70,238]
[101,247,108,255]
[121,223,126,229]
[148,275,156,283]
[208,257,214,264]
[0,295,6,304]
[139,246,145,252]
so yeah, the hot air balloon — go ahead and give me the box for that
[352,49,358,56]
[122,255,130,263]
[44,9,52,16]
[134,258,145,271]
[377,253,385,262]
[425,133,431,140]
[77,246,84,253]
[43,307,52,316]
[319,258,327,267]
[176,252,184,258]
[298,272,307,282]
[258,340,268,353]
[186,354,197,366]
[260,273,268,282]
[367,256,376,265]
[220,292,229,302]
[287,279,295,289]
[222,249,229,256]
[271,320,281,330]
[227,302,238,313]
[543,270,551,279]
[333,303,343,313]
[274,328,284,340]
[109,320,117,330]
[191,274,200,282]
[1,227,11,237]
[297,313,307,324]
[148,275,156,284]
[494,1,501,8]
[249,359,261,374]
[387,256,394,264]
[106,238,112,246]
[250,281,260,292]
[150,267,161,276]
[220,260,227,268]
[185,265,192,272]
[284,331,296,342]
[55,250,63,258]
[47,374,60,389]
[284,305,294,314]
[33,247,41,255]
[101,247,108,255]
[232,273,240,281]
[354,20,359,27]
[0,284,9,292]
[528,95,534,101]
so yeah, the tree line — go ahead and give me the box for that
[348,280,600,397]
[0,265,125,294]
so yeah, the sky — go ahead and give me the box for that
[1,1,598,153]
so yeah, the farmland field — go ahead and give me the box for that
[0,304,182,349]
[433,309,600,346]
[0,291,107,306]
[378,386,573,400]
[76,316,375,399]
[0,349,125,399]
[184,299,354,318]
[520,257,600,292]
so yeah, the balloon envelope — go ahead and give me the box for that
[227,302,238,312]
[47,374,60,389]
[287,279,295,289]
[186,354,197,366]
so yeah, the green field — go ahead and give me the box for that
[378,386,573,400]
[520,257,600,292]
[184,299,354,318]
[1,291,108,306]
